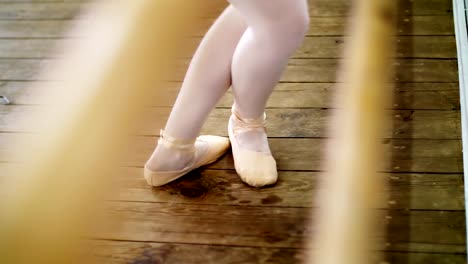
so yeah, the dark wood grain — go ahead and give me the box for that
[0,163,463,210]
[94,201,466,253]
[90,240,466,264]
[112,168,464,211]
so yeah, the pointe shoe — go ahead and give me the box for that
[144,129,230,187]
[228,107,278,187]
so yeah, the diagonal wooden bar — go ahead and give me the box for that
[307,0,397,263]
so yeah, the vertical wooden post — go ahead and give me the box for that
[307,0,396,263]
[0,1,201,263]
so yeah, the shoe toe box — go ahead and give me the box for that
[197,135,230,154]
[236,153,278,187]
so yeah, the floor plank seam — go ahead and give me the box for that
[105,200,467,212]
[90,238,307,250]
[89,238,467,252]
[1,163,465,176]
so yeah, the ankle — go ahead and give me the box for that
[145,129,197,172]
[232,103,265,121]
[230,107,271,153]
[146,143,195,172]
[231,106,266,135]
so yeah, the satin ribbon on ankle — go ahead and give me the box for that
[231,109,267,134]
[158,129,196,152]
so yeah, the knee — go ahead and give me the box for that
[287,10,310,39]
[263,9,309,50]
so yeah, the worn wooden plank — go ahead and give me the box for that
[0,2,82,20]
[0,16,454,38]
[90,240,304,264]
[294,36,457,59]
[0,20,70,38]
[11,58,159,82]
[280,59,458,83]
[0,39,71,58]
[0,134,461,173]
[90,240,466,264]
[0,162,462,210]
[0,80,181,105]
[0,106,460,139]
[0,58,458,82]
[222,83,460,110]
[113,168,464,210]
[1,81,460,110]
[0,59,53,80]
[0,39,56,58]
[0,162,463,210]
[95,201,466,253]
[394,36,456,58]
[391,59,458,82]
[0,36,456,59]
[391,83,460,110]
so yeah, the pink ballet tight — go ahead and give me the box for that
[146,0,309,172]
[229,0,309,119]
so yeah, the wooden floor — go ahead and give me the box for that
[0,0,466,263]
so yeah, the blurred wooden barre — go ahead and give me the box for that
[307,0,396,263]
[0,1,203,263]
